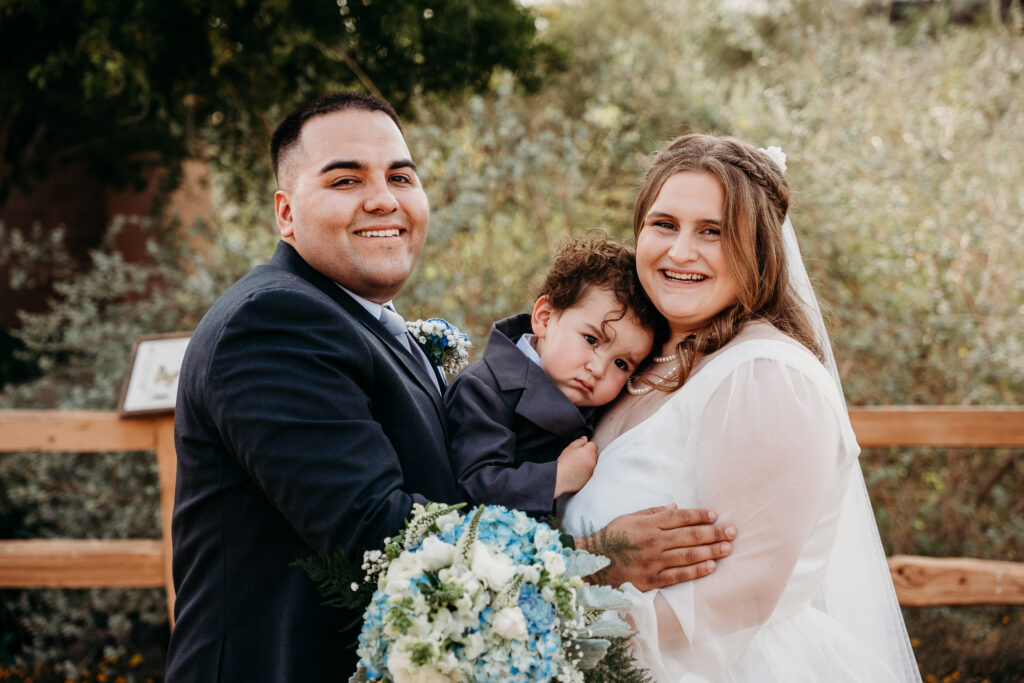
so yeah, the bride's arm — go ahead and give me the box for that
[625,356,847,681]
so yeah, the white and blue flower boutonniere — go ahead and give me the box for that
[406,318,472,375]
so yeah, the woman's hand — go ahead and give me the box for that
[578,504,735,591]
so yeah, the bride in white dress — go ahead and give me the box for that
[562,135,920,682]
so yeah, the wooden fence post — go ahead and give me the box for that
[154,416,177,627]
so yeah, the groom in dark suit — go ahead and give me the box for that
[166,92,735,682]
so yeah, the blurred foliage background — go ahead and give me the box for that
[1,0,1023,680]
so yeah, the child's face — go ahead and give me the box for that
[531,287,654,407]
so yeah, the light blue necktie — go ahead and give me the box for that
[379,305,440,391]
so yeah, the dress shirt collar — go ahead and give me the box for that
[515,332,542,367]
[336,284,391,320]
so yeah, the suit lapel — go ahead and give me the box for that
[269,242,446,424]
[482,318,589,436]
[513,362,589,435]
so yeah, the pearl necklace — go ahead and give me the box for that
[652,353,676,364]
[626,362,681,396]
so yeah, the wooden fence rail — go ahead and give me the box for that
[0,407,1022,625]
[0,411,176,623]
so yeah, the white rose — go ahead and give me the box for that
[453,593,475,615]
[469,542,515,591]
[532,524,556,549]
[491,606,528,640]
[540,550,566,577]
[442,566,479,592]
[387,642,456,683]
[418,536,456,571]
[383,553,425,594]
[431,607,455,637]
[518,565,541,584]
[510,510,533,535]
[435,510,463,534]
[459,631,485,660]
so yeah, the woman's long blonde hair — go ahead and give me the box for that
[632,134,823,390]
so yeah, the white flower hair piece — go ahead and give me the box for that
[758,145,787,173]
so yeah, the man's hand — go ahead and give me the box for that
[578,504,735,591]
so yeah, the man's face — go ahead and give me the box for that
[274,109,429,303]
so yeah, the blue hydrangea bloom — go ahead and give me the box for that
[519,583,556,634]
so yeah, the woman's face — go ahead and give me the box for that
[636,171,739,342]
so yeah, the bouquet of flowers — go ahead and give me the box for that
[405,318,472,375]
[299,503,640,683]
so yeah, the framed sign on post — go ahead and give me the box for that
[118,333,192,416]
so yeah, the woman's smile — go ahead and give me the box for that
[662,269,708,283]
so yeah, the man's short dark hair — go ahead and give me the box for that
[538,232,666,341]
[270,92,402,183]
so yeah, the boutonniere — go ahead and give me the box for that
[405,318,473,375]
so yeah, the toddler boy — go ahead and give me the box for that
[444,235,662,516]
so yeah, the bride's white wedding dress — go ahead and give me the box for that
[563,323,920,683]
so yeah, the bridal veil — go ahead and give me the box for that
[781,211,921,683]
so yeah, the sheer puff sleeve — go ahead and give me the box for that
[621,348,855,682]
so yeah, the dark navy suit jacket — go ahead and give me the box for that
[444,314,594,517]
[166,242,458,681]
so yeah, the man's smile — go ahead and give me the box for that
[355,227,404,238]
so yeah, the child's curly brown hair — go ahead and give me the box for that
[537,232,666,344]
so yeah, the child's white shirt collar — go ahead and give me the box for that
[515,333,542,367]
